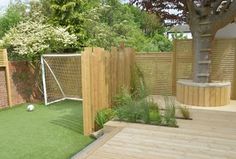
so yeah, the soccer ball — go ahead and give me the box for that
[27,104,35,112]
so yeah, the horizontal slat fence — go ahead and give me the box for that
[136,39,236,99]
[174,39,236,99]
[136,53,173,96]
[82,47,135,135]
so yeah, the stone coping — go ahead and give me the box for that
[177,79,231,87]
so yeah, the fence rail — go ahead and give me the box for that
[136,39,236,99]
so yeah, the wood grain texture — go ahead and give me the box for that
[82,47,135,135]
[75,109,236,159]
[0,49,12,107]
[176,82,231,107]
[136,39,236,98]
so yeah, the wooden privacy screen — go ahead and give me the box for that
[174,39,236,98]
[136,53,173,95]
[82,47,135,135]
[136,39,236,99]
[0,49,12,108]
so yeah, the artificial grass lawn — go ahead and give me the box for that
[0,100,94,159]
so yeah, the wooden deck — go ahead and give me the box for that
[74,109,236,159]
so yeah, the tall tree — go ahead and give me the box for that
[44,0,85,49]
[131,0,236,83]
[0,1,26,39]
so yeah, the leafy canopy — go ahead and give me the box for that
[1,15,77,61]
[0,1,26,38]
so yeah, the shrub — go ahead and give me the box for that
[114,88,132,107]
[95,108,115,130]
[130,64,147,100]
[138,99,150,124]
[148,101,161,125]
[162,97,177,127]
[115,96,161,125]
[0,2,26,39]
[114,89,178,127]
[179,106,191,119]
[115,100,141,123]
[1,14,77,61]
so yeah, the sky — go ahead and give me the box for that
[0,0,127,13]
[0,0,128,10]
[0,0,10,10]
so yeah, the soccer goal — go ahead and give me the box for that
[41,54,82,105]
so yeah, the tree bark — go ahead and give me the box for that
[192,27,214,83]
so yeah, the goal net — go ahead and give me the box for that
[41,54,82,105]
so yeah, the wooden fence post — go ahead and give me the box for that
[2,49,12,107]
[232,39,236,99]
[82,48,93,135]
[172,40,177,95]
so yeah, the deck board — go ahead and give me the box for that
[76,109,236,159]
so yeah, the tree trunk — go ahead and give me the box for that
[192,30,213,83]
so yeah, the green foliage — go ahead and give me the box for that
[82,4,117,49]
[114,88,133,107]
[130,64,147,99]
[148,101,161,125]
[179,106,191,119]
[115,97,163,125]
[1,0,172,53]
[114,88,167,126]
[44,0,85,48]
[115,100,140,123]
[0,1,26,39]
[171,31,187,40]
[82,0,172,51]
[95,108,115,129]
[162,97,177,127]
[1,15,77,61]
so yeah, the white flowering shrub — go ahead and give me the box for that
[1,19,77,60]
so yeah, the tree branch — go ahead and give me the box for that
[186,0,196,14]
[212,0,223,14]
[219,0,231,13]
[214,0,236,30]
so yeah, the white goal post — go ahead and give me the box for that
[41,54,83,105]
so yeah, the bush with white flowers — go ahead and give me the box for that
[1,18,77,60]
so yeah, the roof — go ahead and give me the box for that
[168,24,190,33]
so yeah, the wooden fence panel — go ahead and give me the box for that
[174,39,236,99]
[136,53,173,96]
[136,39,236,99]
[82,47,135,135]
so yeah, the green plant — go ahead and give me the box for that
[114,88,132,107]
[1,14,77,61]
[179,106,191,119]
[115,95,162,125]
[114,88,141,123]
[130,64,147,100]
[138,99,150,124]
[0,2,26,39]
[115,100,140,123]
[162,97,177,127]
[148,101,161,125]
[95,108,115,129]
